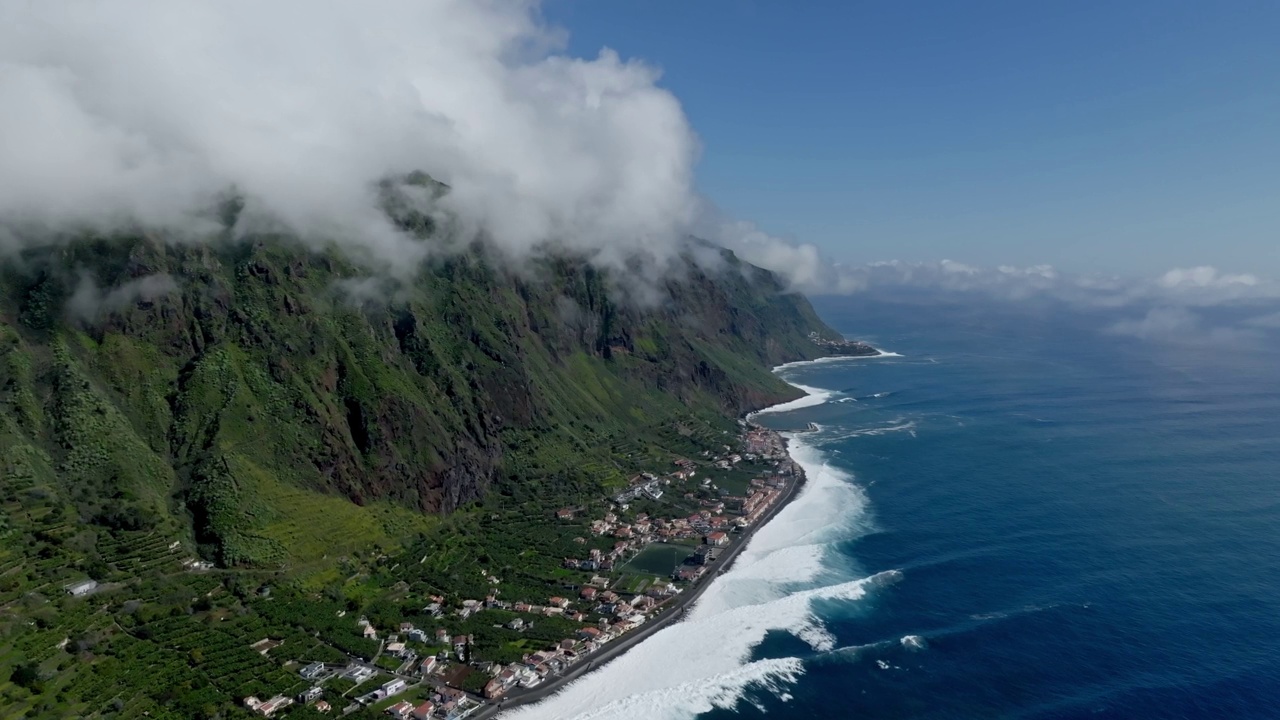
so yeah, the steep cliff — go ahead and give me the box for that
[0,231,837,569]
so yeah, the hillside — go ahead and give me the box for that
[0,225,840,718]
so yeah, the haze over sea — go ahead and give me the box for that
[515,292,1280,720]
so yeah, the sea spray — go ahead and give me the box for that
[508,360,892,720]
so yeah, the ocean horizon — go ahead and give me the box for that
[510,293,1280,720]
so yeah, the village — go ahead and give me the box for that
[239,422,800,719]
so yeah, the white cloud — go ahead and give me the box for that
[0,0,700,276]
[67,272,178,322]
[1105,306,1202,340]
[1158,266,1260,289]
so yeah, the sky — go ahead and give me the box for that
[545,1,1280,278]
[2,1,1277,302]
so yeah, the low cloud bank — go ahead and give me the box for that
[0,0,700,277]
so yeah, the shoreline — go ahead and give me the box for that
[482,355,849,719]
[482,434,808,719]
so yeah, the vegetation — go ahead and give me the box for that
[0,216,838,717]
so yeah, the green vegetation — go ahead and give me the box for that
[0,225,838,718]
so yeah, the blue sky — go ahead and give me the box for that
[544,1,1280,277]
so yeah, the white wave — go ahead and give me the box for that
[506,413,881,720]
[821,420,917,442]
[900,634,927,651]
[549,657,806,720]
[772,348,902,371]
[749,382,833,415]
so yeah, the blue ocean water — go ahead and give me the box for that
[719,296,1280,720]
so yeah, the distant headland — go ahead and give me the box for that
[809,332,880,357]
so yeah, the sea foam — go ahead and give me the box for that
[507,371,888,720]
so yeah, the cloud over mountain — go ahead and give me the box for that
[0,0,700,273]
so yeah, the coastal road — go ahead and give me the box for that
[473,449,807,719]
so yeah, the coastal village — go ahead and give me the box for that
[239,421,800,719]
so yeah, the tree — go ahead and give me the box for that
[9,662,43,694]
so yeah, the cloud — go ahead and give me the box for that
[795,258,1280,308]
[0,0,700,276]
[1158,266,1260,289]
[1105,306,1202,340]
[695,214,865,294]
[67,272,178,323]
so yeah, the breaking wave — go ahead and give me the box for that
[750,382,837,415]
[772,349,903,371]
[507,387,886,720]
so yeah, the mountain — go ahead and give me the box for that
[0,221,840,717]
[1,233,834,568]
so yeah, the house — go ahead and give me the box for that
[362,623,378,639]
[251,695,293,717]
[548,596,570,609]
[706,531,729,547]
[556,508,574,520]
[577,626,602,640]
[507,618,525,630]
[483,678,508,699]
[419,656,438,675]
[385,700,414,719]
[411,701,436,720]
[675,567,703,582]
[435,628,451,643]
[386,642,407,657]
[298,686,323,704]
[314,700,331,713]
[408,628,428,643]
[382,678,407,697]
[299,662,325,680]
[65,579,98,597]
[580,587,598,601]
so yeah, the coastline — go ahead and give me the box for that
[486,354,869,719]
[482,431,809,719]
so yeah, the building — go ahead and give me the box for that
[298,686,323,704]
[381,678,407,697]
[245,695,293,717]
[65,579,98,597]
[385,700,414,719]
[412,701,436,720]
[314,700,331,713]
[705,531,729,547]
[419,656,438,675]
[299,662,325,680]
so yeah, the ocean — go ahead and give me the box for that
[510,293,1280,720]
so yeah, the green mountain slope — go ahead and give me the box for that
[0,232,835,566]
[0,227,840,717]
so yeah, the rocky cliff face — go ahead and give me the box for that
[0,232,838,566]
